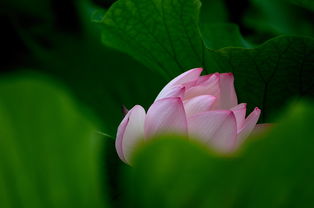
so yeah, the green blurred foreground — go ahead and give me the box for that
[0,75,106,208]
[0,74,314,208]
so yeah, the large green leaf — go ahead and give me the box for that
[207,36,314,122]
[99,0,204,77]
[125,101,314,208]
[0,74,107,208]
[98,0,314,122]
[199,0,228,24]
[200,23,251,49]
[99,0,245,76]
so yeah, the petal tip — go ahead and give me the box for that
[133,104,144,110]
[239,103,247,109]
[254,107,261,113]
[212,72,220,78]
[185,67,203,76]
[193,67,203,72]
[221,72,234,76]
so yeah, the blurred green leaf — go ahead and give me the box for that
[126,100,314,208]
[125,136,211,208]
[245,0,314,39]
[15,1,165,136]
[13,1,165,202]
[0,73,107,208]
[13,1,166,137]
[2,0,52,19]
[289,0,314,11]
[207,35,314,122]
[30,36,165,135]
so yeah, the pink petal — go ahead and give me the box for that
[188,110,237,152]
[145,97,188,138]
[217,73,238,109]
[155,68,203,100]
[184,73,220,100]
[183,95,216,117]
[237,107,261,144]
[155,85,185,101]
[230,103,247,130]
[115,105,146,163]
[122,105,146,163]
[196,73,217,85]
[181,80,198,91]
[115,111,130,162]
[210,112,237,152]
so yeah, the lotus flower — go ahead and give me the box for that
[116,68,261,164]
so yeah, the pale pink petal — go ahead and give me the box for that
[184,73,220,100]
[188,110,233,145]
[210,112,237,152]
[196,73,218,85]
[155,68,203,100]
[217,73,238,109]
[230,103,247,130]
[166,67,203,85]
[115,105,145,162]
[183,95,216,117]
[115,110,130,162]
[121,105,146,164]
[155,85,185,101]
[237,107,261,144]
[180,80,198,91]
[145,97,188,138]
[170,70,209,91]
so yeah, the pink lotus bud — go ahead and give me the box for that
[116,68,261,164]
